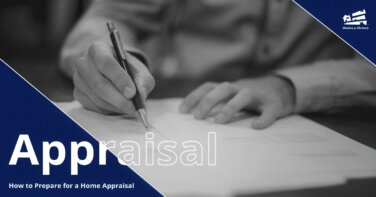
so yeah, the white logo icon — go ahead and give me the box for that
[343,9,367,26]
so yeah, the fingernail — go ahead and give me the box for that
[179,104,189,113]
[123,87,134,98]
[193,110,203,119]
[215,113,226,123]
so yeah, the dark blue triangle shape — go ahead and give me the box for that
[0,59,162,196]
[293,0,376,66]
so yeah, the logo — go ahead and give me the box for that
[342,9,369,30]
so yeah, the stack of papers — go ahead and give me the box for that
[57,99,376,196]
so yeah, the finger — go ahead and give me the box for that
[73,87,113,115]
[73,71,122,114]
[214,89,254,124]
[251,105,280,130]
[192,82,237,119]
[88,41,136,99]
[132,58,155,101]
[76,57,136,114]
[179,82,217,113]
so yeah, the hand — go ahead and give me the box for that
[72,41,155,115]
[179,76,296,129]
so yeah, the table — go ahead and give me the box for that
[4,56,376,197]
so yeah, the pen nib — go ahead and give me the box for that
[137,109,150,131]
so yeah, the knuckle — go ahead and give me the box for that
[93,80,106,92]
[183,95,196,106]
[220,81,234,92]
[113,72,126,86]
[221,81,231,87]
[240,89,252,97]
[187,93,200,102]
[225,103,238,114]
[201,96,215,107]
[203,81,217,88]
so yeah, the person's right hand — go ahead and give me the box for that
[72,41,155,115]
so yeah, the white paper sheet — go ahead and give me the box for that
[57,99,376,196]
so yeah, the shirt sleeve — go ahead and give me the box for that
[85,0,171,68]
[275,57,376,113]
[87,0,170,36]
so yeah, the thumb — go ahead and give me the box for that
[251,105,280,130]
[127,53,155,101]
[134,73,155,101]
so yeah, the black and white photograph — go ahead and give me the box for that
[1,0,376,196]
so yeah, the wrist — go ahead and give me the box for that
[270,75,296,113]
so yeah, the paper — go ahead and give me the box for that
[57,99,376,196]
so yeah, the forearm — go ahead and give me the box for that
[276,58,376,113]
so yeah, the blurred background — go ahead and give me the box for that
[0,0,200,102]
[0,0,92,101]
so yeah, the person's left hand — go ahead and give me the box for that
[179,76,296,129]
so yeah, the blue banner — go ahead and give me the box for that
[0,59,161,196]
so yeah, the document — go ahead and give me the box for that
[57,99,376,196]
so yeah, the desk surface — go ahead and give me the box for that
[5,57,376,197]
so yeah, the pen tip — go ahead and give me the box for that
[142,119,151,132]
[138,109,150,131]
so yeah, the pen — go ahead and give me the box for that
[106,21,150,130]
